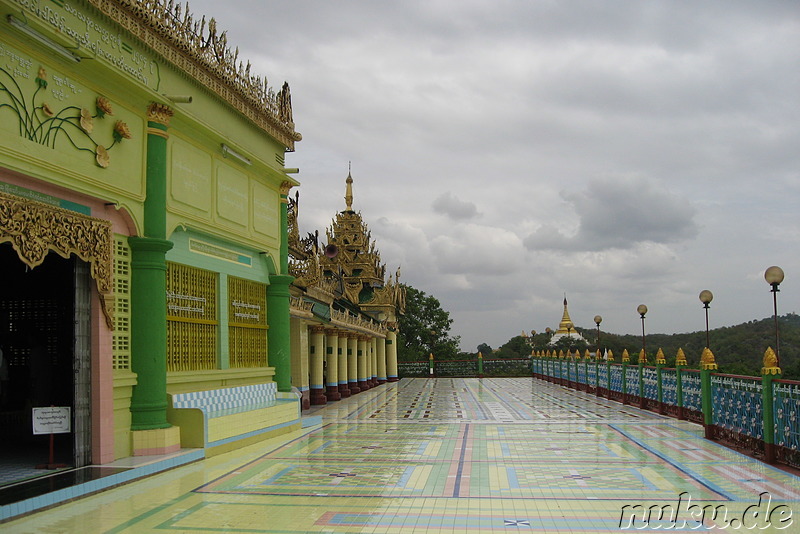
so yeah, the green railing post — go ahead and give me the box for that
[621,349,630,404]
[429,352,435,377]
[606,350,614,400]
[595,351,601,397]
[477,351,484,378]
[761,347,782,464]
[656,348,666,414]
[700,348,718,440]
[638,349,647,409]
[676,348,687,420]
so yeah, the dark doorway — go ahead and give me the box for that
[0,243,90,484]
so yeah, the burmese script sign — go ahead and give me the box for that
[32,406,71,435]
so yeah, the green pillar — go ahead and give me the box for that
[761,347,782,464]
[700,348,717,440]
[477,351,484,378]
[267,274,293,391]
[638,349,647,409]
[676,349,687,420]
[621,350,630,405]
[656,349,666,414]
[129,103,174,431]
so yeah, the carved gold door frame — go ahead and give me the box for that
[0,190,115,328]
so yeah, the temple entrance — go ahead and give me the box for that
[0,244,92,483]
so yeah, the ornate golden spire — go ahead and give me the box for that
[344,163,354,211]
[555,296,574,335]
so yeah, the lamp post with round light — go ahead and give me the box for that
[594,315,603,357]
[764,266,784,366]
[699,290,713,349]
[637,305,648,358]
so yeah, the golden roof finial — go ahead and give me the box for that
[344,163,354,211]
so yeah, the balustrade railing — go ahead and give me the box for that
[527,347,793,470]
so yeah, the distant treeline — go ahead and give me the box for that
[462,313,800,380]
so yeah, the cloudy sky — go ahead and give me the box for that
[190,0,799,352]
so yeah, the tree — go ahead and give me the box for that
[496,336,531,358]
[477,343,493,356]
[397,285,461,361]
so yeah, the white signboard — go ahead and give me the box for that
[32,407,71,435]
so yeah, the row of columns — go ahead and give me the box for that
[308,326,398,406]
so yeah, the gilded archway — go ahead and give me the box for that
[0,191,114,328]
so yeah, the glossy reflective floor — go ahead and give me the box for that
[4,378,799,533]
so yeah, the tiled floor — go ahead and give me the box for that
[3,378,799,532]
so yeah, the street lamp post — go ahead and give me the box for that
[637,305,648,357]
[764,266,785,366]
[699,290,713,349]
[594,315,602,357]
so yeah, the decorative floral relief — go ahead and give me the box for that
[1,66,132,168]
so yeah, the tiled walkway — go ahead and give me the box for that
[3,378,799,532]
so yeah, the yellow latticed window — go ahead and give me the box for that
[112,236,131,370]
[228,276,268,368]
[166,262,218,371]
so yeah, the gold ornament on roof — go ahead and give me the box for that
[87,0,300,148]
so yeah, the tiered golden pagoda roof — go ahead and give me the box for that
[288,171,405,319]
[554,297,574,335]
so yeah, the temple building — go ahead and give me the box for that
[0,0,302,481]
[288,171,405,409]
[548,297,587,345]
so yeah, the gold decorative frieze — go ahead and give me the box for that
[0,191,115,328]
[87,0,301,149]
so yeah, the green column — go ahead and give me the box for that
[700,348,717,440]
[477,351,484,378]
[621,351,629,405]
[676,349,687,420]
[656,349,666,414]
[129,103,174,430]
[638,349,647,409]
[267,274,293,391]
[761,347,782,464]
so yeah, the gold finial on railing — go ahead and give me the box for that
[762,347,782,376]
[638,349,647,364]
[584,349,591,360]
[676,348,687,366]
[596,348,604,362]
[655,348,666,365]
[700,347,718,370]
[622,349,630,363]
[607,349,614,362]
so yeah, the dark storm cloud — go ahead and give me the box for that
[432,192,480,220]
[524,176,698,252]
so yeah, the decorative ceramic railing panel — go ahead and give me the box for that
[626,366,639,396]
[661,368,678,407]
[610,365,623,393]
[774,381,800,454]
[682,370,703,414]
[712,375,763,439]
[643,367,659,401]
